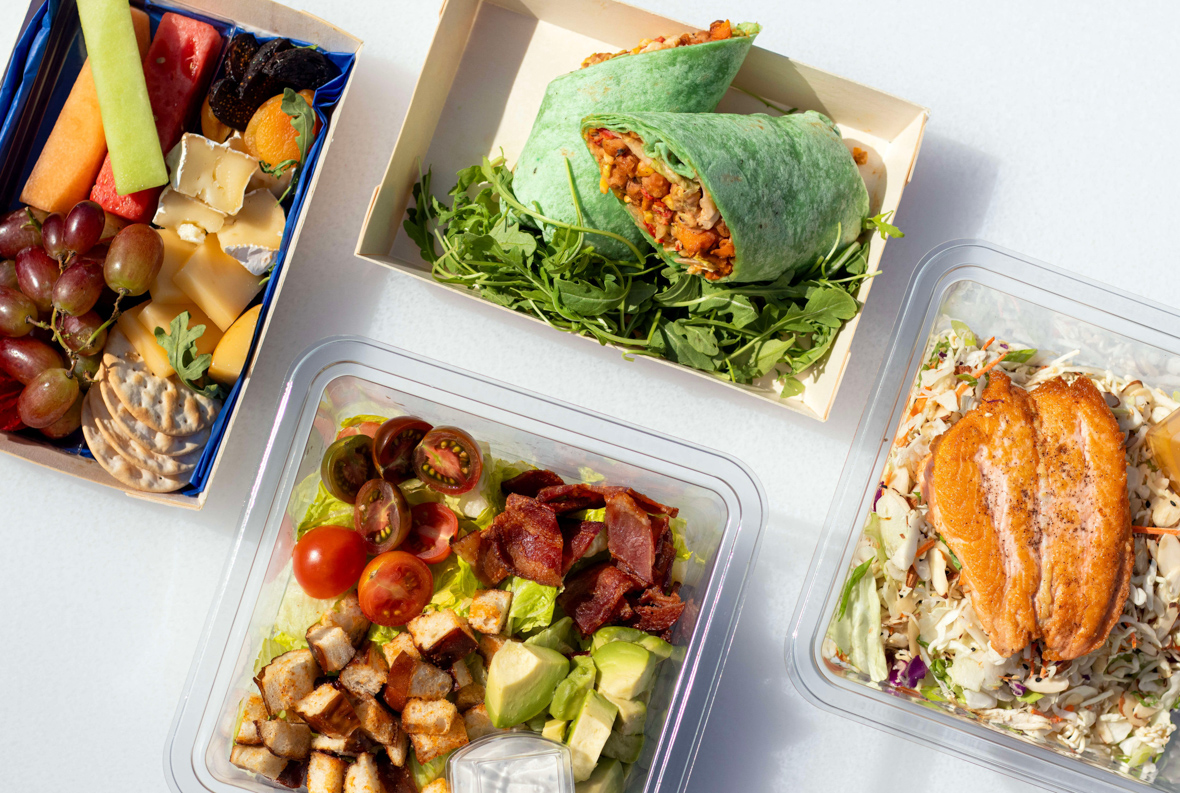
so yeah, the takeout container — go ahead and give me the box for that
[164,335,768,793]
[788,240,1180,792]
[0,0,361,508]
[354,0,928,422]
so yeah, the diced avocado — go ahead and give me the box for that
[526,616,577,654]
[602,731,645,764]
[542,718,568,742]
[566,690,618,782]
[486,641,569,728]
[602,694,647,736]
[574,757,624,793]
[527,712,549,732]
[592,642,659,700]
[550,656,596,720]
[635,634,673,662]
[591,626,645,653]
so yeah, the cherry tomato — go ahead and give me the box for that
[292,525,367,599]
[337,421,381,440]
[404,502,459,564]
[357,551,434,626]
[354,479,412,554]
[413,426,483,495]
[373,416,432,483]
[321,434,377,504]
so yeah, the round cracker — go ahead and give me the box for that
[89,385,203,477]
[100,379,210,457]
[82,390,190,493]
[102,329,221,436]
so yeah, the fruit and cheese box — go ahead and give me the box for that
[0,0,360,507]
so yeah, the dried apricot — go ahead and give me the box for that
[243,89,320,167]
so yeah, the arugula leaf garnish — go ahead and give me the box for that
[153,311,225,399]
[864,210,904,240]
[261,88,317,203]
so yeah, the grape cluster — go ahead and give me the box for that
[0,203,163,437]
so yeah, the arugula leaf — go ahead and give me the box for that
[1004,347,1037,364]
[153,311,225,399]
[837,559,874,620]
[864,210,904,240]
[264,88,318,203]
[779,375,805,398]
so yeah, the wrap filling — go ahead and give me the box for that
[581,20,745,69]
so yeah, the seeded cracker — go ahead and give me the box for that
[89,384,202,477]
[102,329,220,436]
[99,379,209,457]
[82,389,189,493]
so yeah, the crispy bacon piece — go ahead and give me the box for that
[501,469,565,498]
[627,587,685,634]
[561,519,605,574]
[452,530,512,587]
[536,484,679,518]
[494,494,564,587]
[560,563,642,636]
[605,492,657,586]
[650,515,675,593]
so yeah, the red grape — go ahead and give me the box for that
[72,353,101,382]
[15,247,59,313]
[0,337,63,384]
[64,201,105,257]
[40,393,83,439]
[0,208,42,259]
[0,286,37,337]
[53,260,104,316]
[41,213,66,260]
[60,311,107,356]
[0,260,15,289]
[18,367,78,428]
[104,224,163,296]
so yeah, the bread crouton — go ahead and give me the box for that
[340,642,389,698]
[468,589,513,634]
[421,780,450,793]
[343,752,381,793]
[401,698,459,736]
[455,683,485,712]
[380,633,420,666]
[255,649,321,716]
[307,751,346,793]
[407,609,478,667]
[307,624,357,673]
[235,693,268,745]
[478,634,511,666]
[352,694,399,745]
[258,719,312,760]
[409,717,469,764]
[321,592,371,646]
[463,704,502,741]
[384,728,408,767]
[230,744,288,780]
[409,661,454,700]
[310,733,366,756]
[295,685,360,739]
[451,658,473,689]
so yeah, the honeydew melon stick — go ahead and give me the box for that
[76,0,168,194]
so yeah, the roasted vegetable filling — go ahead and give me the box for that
[581,20,741,69]
[585,128,734,279]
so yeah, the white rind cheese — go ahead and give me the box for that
[166,133,259,215]
[153,185,227,245]
[219,190,286,276]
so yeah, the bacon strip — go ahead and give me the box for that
[536,483,679,518]
[626,587,685,634]
[605,491,656,586]
[561,519,605,574]
[495,494,564,587]
[560,563,642,636]
[502,468,566,498]
[650,514,675,593]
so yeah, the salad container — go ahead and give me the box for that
[788,239,1180,792]
[165,336,767,792]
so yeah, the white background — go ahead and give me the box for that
[1,1,1175,791]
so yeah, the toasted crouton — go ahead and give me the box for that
[340,642,389,698]
[352,694,399,745]
[307,624,357,673]
[343,752,381,793]
[295,685,360,738]
[310,733,366,756]
[383,649,415,712]
[255,649,321,716]
[384,727,408,767]
[463,704,502,741]
[478,634,511,666]
[400,698,459,735]
[230,744,288,780]
[407,609,478,666]
[321,592,371,647]
[468,589,513,634]
[307,751,346,793]
[455,683,485,712]
[451,658,474,689]
[409,717,469,764]
[409,660,454,700]
[381,633,421,666]
[258,719,312,760]
[235,693,268,745]
[422,780,450,793]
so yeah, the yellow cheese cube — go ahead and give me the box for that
[174,234,263,331]
[137,300,223,358]
[117,305,174,379]
[149,228,197,304]
[209,304,261,386]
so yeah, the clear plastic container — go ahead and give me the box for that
[788,240,1180,792]
[164,336,766,793]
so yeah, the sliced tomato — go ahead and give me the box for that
[292,525,367,599]
[373,416,432,484]
[357,551,434,626]
[354,479,412,554]
[321,434,377,504]
[413,426,483,495]
[404,502,459,564]
[337,421,381,440]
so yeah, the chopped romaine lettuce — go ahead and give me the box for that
[411,750,452,787]
[427,554,481,615]
[294,479,354,539]
[828,561,887,682]
[340,414,387,429]
[254,631,306,674]
[502,576,558,636]
[367,624,402,645]
[578,466,606,483]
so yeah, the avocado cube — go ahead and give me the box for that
[590,626,645,653]
[525,616,577,654]
[592,642,659,700]
[601,731,644,764]
[542,718,568,742]
[565,690,618,782]
[574,757,624,793]
[602,694,647,736]
[526,712,548,732]
[485,641,569,728]
[635,634,673,662]
[550,656,596,721]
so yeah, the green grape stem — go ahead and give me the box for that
[81,293,124,350]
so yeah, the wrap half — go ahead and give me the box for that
[512,21,759,260]
[581,111,870,283]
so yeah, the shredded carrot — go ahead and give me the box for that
[1132,634,1139,649]
[915,538,938,558]
[908,396,927,419]
[981,336,995,350]
[955,351,1010,397]
[1133,525,1180,536]
[1064,705,1075,712]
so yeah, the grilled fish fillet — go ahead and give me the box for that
[919,371,1131,660]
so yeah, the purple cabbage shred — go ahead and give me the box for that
[889,656,928,689]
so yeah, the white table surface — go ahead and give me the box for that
[2,1,1177,791]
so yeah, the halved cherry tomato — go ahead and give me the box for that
[373,416,432,484]
[357,551,434,626]
[292,525,367,599]
[413,426,483,495]
[354,479,412,554]
[321,434,377,504]
[404,502,459,564]
[337,421,381,440]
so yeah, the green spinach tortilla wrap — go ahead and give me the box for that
[581,111,870,283]
[513,20,759,260]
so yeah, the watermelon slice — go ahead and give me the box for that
[91,13,222,222]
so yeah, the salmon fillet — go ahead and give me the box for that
[918,371,1131,660]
